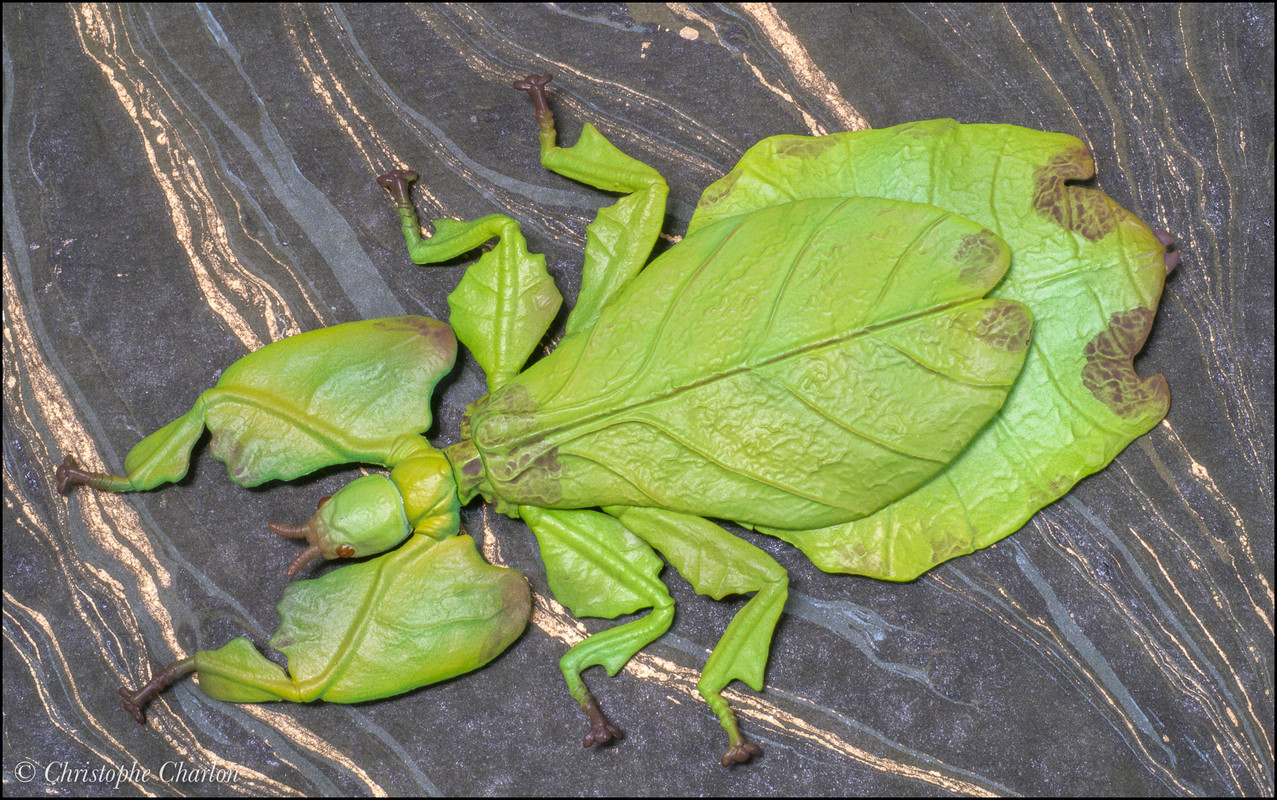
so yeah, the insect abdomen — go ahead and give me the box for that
[466,197,1031,530]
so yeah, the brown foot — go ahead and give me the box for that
[721,739,763,767]
[513,73,552,113]
[119,657,196,724]
[377,168,419,207]
[1152,228,1180,274]
[513,74,554,129]
[581,691,623,747]
[55,455,119,494]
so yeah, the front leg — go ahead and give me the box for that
[57,316,455,495]
[514,75,669,336]
[115,535,530,724]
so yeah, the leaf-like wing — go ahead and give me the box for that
[690,120,1170,579]
[468,196,1031,530]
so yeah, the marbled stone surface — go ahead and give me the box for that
[4,4,1271,796]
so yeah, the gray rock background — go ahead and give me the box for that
[4,4,1272,796]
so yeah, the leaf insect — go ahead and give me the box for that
[58,74,1176,766]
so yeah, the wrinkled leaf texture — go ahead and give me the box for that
[205,316,455,485]
[471,194,1032,531]
[267,536,529,702]
[688,120,1169,579]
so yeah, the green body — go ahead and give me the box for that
[451,196,1030,529]
[688,122,1169,579]
[64,79,1170,767]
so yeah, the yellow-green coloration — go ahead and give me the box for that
[195,536,529,704]
[689,121,1170,580]
[304,474,414,560]
[458,196,1032,529]
[58,77,1172,768]
[57,315,531,726]
[388,445,462,541]
[86,316,457,493]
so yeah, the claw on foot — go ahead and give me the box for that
[55,455,120,494]
[377,168,419,207]
[119,657,196,725]
[721,739,763,767]
[581,692,624,748]
[54,455,81,494]
[513,74,553,113]
[1152,228,1180,274]
[513,73,555,132]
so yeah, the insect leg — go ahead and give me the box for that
[57,316,454,497]
[117,535,529,724]
[514,74,669,336]
[377,169,560,390]
[55,402,207,494]
[519,506,674,749]
[606,506,786,767]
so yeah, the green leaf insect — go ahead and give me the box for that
[56,74,1176,767]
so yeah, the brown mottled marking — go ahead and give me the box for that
[697,170,741,209]
[954,229,1005,283]
[400,314,454,338]
[1031,147,1118,242]
[1081,308,1170,418]
[1153,229,1181,273]
[209,427,255,484]
[502,447,563,506]
[976,302,1033,352]
[471,384,542,452]
[394,315,457,360]
[773,136,840,160]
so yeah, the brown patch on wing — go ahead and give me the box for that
[773,136,840,160]
[697,169,741,211]
[469,384,563,505]
[501,448,563,506]
[954,229,1008,285]
[1081,308,1170,419]
[976,302,1033,352]
[470,384,540,450]
[1032,147,1119,242]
